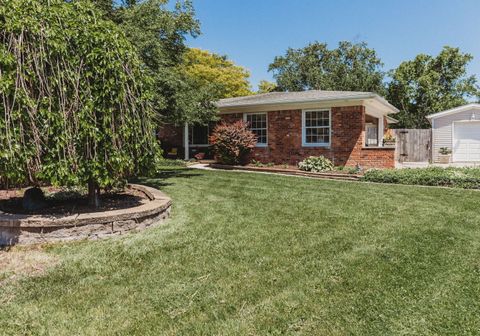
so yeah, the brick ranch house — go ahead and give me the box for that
[159,90,399,169]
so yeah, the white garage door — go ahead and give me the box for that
[453,121,480,162]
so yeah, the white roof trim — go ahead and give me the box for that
[218,94,398,114]
[426,103,480,120]
[386,115,399,124]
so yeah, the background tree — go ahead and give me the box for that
[387,46,480,128]
[181,48,252,99]
[269,41,385,94]
[93,0,219,125]
[257,80,277,94]
[0,0,161,205]
[91,0,116,18]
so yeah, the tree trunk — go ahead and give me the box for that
[88,179,101,208]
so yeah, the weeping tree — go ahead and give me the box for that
[0,0,162,206]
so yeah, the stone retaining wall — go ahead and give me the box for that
[0,184,171,246]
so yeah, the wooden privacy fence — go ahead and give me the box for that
[393,129,432,163]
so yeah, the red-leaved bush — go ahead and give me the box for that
[209,121,257,165]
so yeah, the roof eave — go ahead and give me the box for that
[385,116,399,124]
[218,94,399,114]
[426,103,480,119]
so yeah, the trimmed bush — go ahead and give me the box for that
[209,121,257,165]
[362,167,480,189]
[298,156,334,172]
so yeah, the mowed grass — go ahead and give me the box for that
[1,168,480,335]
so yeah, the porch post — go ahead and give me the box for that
[184,122,189,160]
[378,116,385,147]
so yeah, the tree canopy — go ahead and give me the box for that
[92,0,219,125]
[0,0,161,194]
[257,80,277,94]
[181,48,252,99]
[269,41,385,94]
[387,46,480,128]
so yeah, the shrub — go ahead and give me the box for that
[209,121,257,165]
[298,156,334,172]
[362,167,480,189]
[334,166,361,174]
[251,160,275,167]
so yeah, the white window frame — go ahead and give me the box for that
[302,109,331,147]
[244,112,268,147]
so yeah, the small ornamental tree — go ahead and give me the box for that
[181,48,253,99]
[0,0,161,206]
[209,121,257,165]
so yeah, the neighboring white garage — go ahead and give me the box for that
[427,104,480,163]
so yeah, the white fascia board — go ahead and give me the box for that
[219,94,398,115]
[426,103,480,120]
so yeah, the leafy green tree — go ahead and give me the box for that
[92,0,218,125]
[257,80,277,94]
[269,41,385,94]
[0,0,161,205]
[388,46,480,128]
[181,48,252,99]
[91,0,116,18]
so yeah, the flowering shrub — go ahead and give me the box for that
[209,121,257,165]
[298,156,334,172]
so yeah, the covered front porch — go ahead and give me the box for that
[181,122,213,160]
[363,109,397,148]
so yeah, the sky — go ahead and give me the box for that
[186,0,480,91]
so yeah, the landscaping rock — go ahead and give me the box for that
[22,187,48,212]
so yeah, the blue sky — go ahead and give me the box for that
[187,0,480,91]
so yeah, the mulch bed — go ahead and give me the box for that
[0,187,146,216]
[209,163,361,181]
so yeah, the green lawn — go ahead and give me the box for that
[1,168,480,335]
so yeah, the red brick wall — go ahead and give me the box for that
[158,124,184,158]
[351,148,395,169]
[157,106,395,168]
[218,106,394,169]
[158,124,183,147]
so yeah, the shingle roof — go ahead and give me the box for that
[217,90,397,112]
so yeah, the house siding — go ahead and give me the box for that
[431,108,480,162]
[219,106,394,168]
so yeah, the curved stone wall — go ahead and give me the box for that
[0,184,171,246]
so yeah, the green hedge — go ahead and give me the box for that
[361,167,480,189]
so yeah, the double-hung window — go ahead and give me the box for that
[302,109,331,147]
[245,113,268,146]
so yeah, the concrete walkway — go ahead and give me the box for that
[188,163,214,170]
